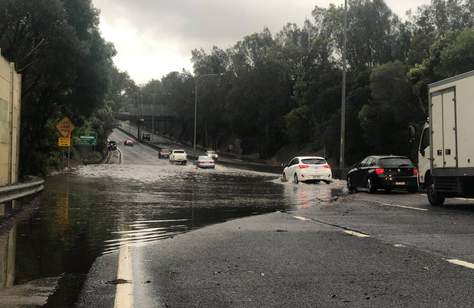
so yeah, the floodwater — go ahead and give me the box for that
[0,132,346,307]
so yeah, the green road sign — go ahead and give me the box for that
[78,135,97,146]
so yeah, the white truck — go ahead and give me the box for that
[169,149,187,165]
[417,71,474,205]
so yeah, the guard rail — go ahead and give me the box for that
[0,178,45,203]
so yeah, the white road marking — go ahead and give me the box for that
[379,202,429,212]
[343,230,370,238]
[293,216,311,221]
[114,244,134,308]
[455,197,474,202]
[446,259,474,270]
[394,244,406,248]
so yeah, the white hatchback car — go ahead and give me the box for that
[197,155,215,169]
[282,156,332,184]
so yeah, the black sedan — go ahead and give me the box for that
[347,155,418,193]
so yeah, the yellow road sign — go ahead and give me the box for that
[58,137,71,147]
[56,117,75,137]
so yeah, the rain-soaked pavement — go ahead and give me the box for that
[0,129,346,307]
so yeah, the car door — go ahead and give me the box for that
[284,158,297,179]
[288,158,300,179]
[352,157,369,188]
[361,157,375,187]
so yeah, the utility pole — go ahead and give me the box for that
[194,81,198,154]
[340,0,348,169]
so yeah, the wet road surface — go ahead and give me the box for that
[1,129,474,307]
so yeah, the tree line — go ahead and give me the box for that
[0,0,136,175]
[138,0,474,166]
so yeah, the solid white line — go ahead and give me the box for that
[114,244,134,308]
[380,202,429,212]
[344,230,370,238]
[446,259,474,270]
[455,197,474,202]
[293,216,311,221]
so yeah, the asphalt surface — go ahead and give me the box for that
[73,129,474,307]
[2,128,474,307]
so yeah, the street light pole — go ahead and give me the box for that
[193,73,223,155]
[193,82,198,154]
[340,0,348,170]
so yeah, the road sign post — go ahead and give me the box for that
[56,117,75,170]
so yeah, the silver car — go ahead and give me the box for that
[197,156,215,169]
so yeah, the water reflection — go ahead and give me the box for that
[0,163,345,307]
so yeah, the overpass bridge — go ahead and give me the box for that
[115,103,176,136]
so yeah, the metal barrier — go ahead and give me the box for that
[0,178,45,204]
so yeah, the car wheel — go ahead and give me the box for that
[323,180,331,185]
[293,174,299,184]
[367,178,376,193]
[427,177,445,206]
[347,176,356,193]
[281,173,287,182]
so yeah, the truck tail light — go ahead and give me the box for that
[375,168,385,175]
[298,164,310,169]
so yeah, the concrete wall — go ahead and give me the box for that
[0,52,21,186]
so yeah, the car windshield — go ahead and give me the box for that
[378,157,413,168]
[174,150,185,154]
[198,156,211,160]
[301,158,327,165]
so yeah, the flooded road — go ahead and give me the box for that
[0,129,345,307]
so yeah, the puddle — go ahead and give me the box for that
[0,159,346,307]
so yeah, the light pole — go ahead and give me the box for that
[193,73,224,154]
[340,0,348,170]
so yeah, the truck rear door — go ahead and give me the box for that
[431,88,457,168]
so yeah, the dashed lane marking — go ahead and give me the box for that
[293,216,311,221]
[394,244,406,248]
[455,197,474,202]
[379,202,429,212]
[343,230,370,238]
[446,259,474,270]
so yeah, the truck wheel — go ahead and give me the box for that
[427,177,445,206]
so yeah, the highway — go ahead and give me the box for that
[1,129,474,307]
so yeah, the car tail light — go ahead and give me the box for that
[298,164,310,169]
[375,168,385,175]
[413,168,419,176]
[323,164,331,169]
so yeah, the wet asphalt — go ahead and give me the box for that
[2,129,474,307]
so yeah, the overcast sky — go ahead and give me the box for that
[92,0,431,84]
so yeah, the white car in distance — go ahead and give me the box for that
[282,156,332,184]
[169,149,187,165]
[206,150,218,161]
[197,156,215,169]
